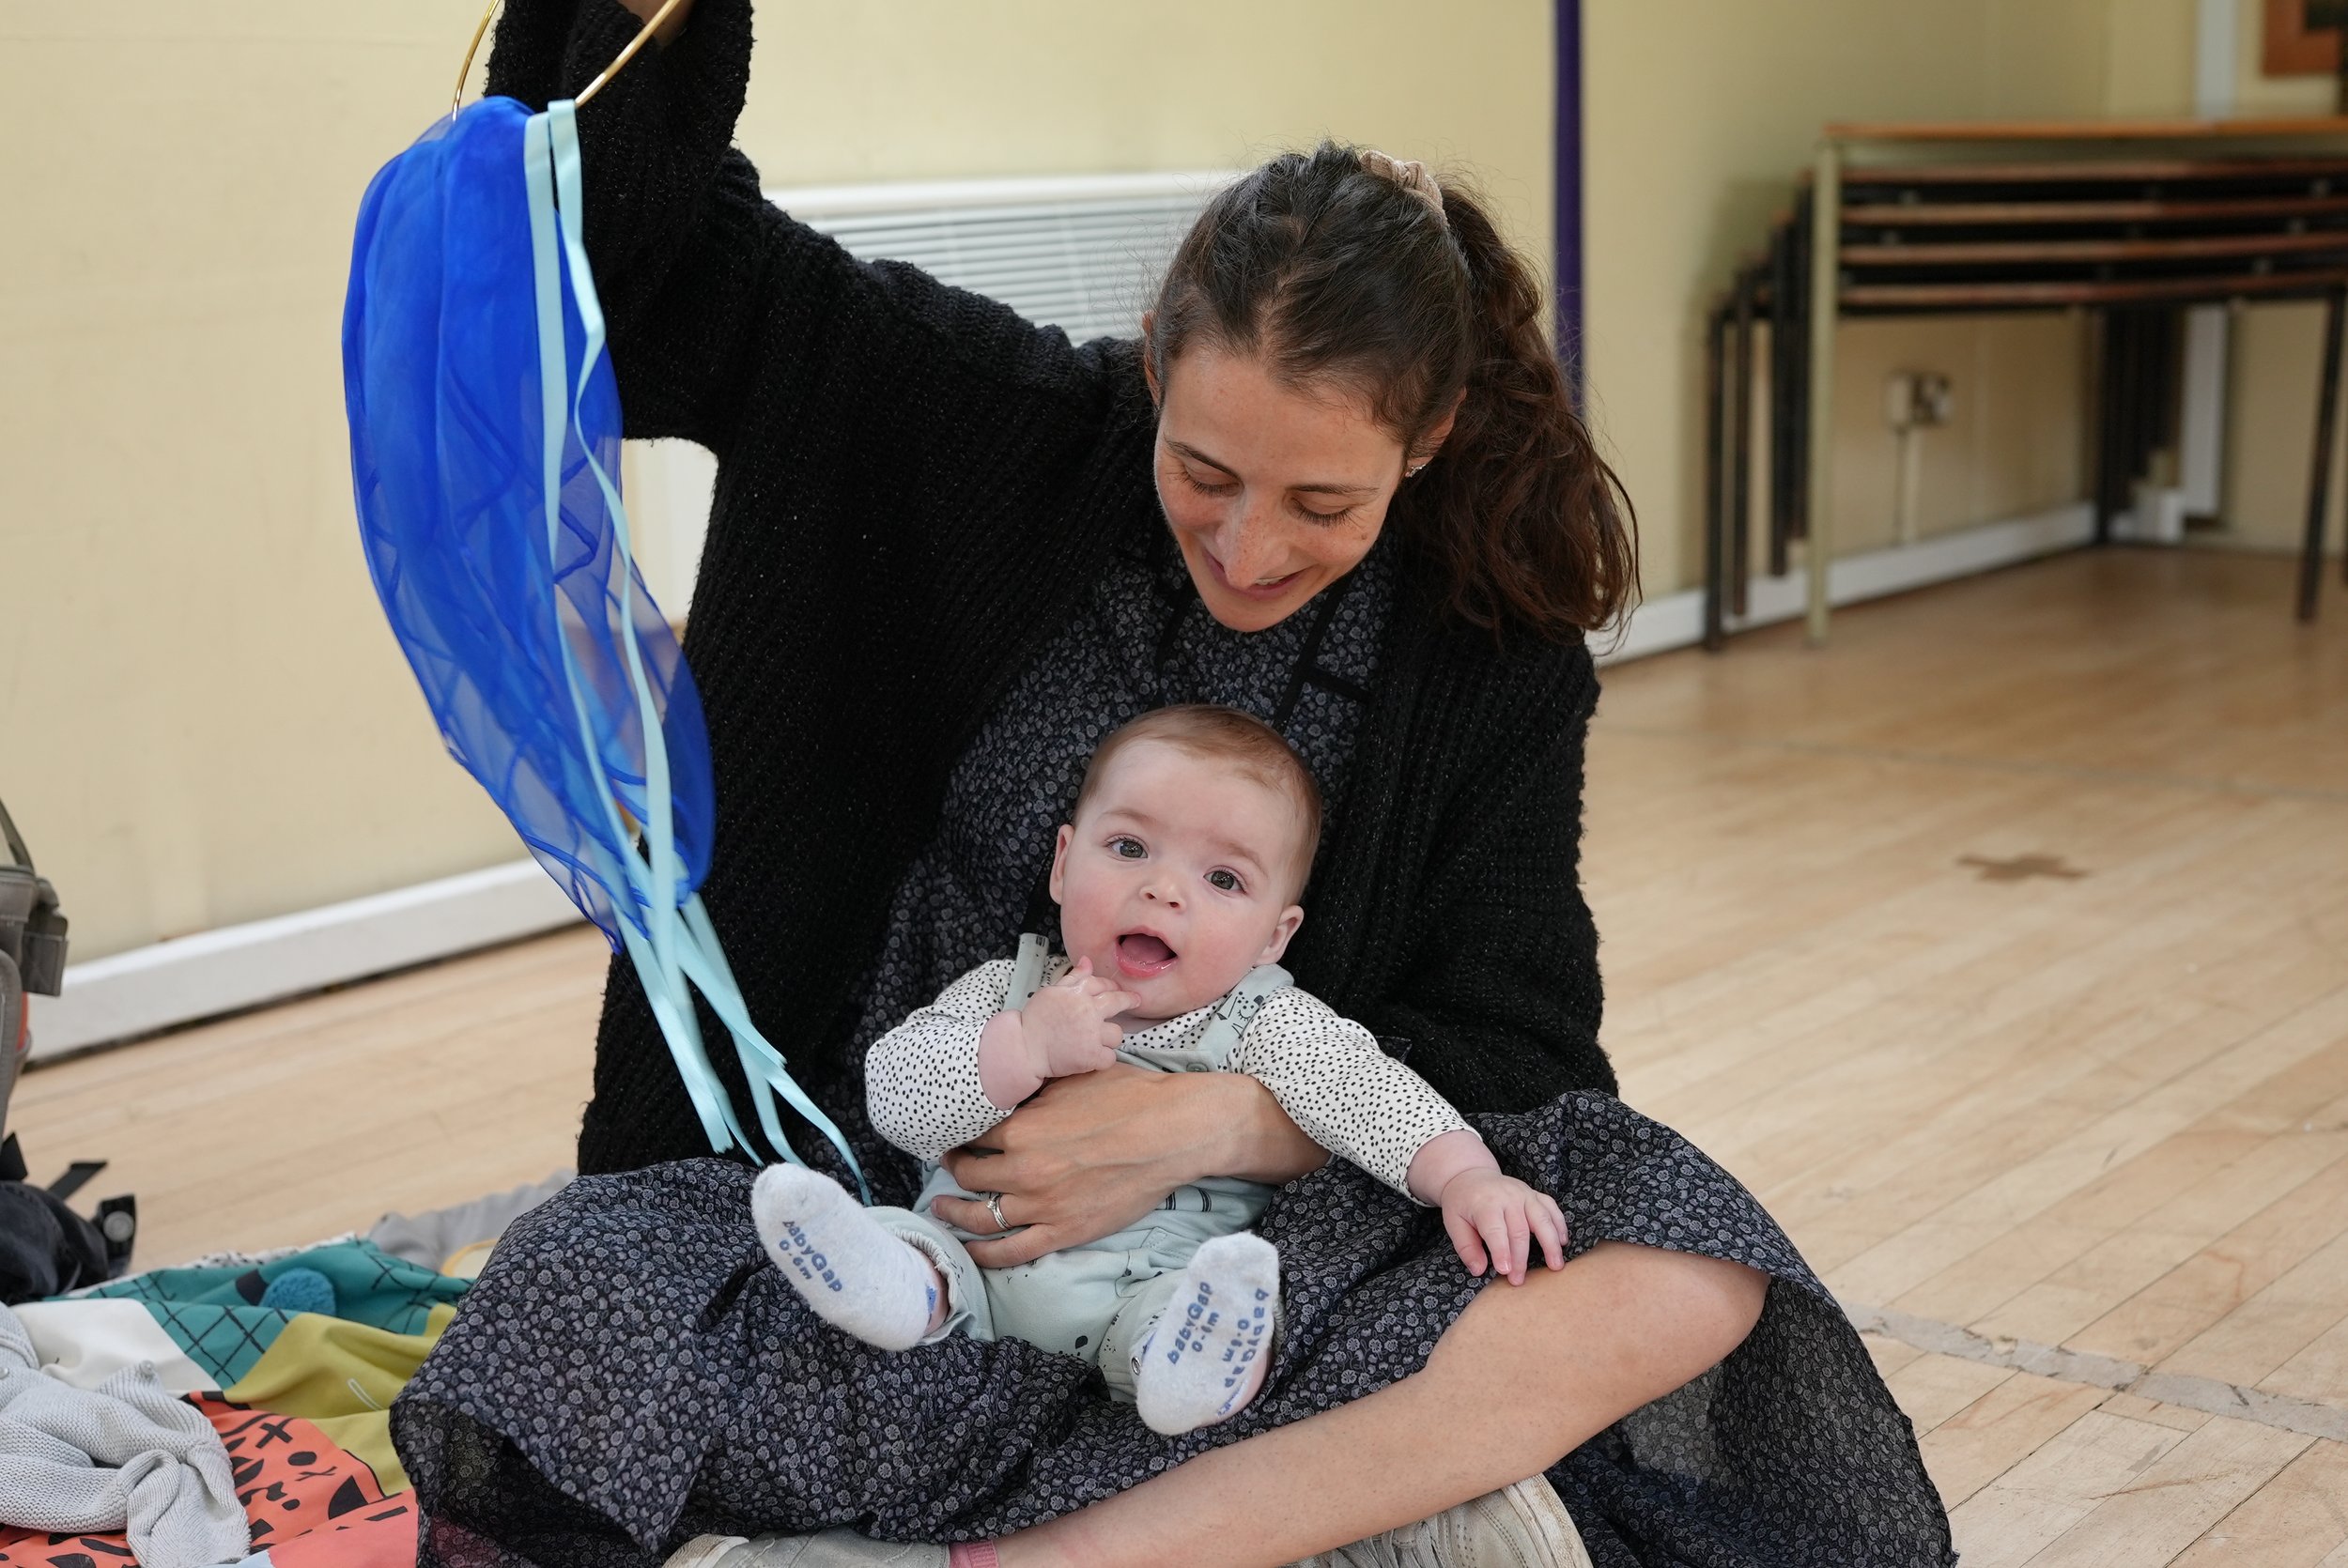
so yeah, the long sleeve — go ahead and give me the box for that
[497,5,1166,1179]
[863,960,1020,1163]
[485,0,763,451]
[1346,642,1614,1113]
[1228,991,1471,1202]
[483,0,1124,459]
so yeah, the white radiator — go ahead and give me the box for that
[628,170,1234,609]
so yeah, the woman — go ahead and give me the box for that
[391,2,1953,1564]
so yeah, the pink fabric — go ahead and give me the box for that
[948,1544,1001,1568]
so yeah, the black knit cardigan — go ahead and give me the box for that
[487,0,1614,1176]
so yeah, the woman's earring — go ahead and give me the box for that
[1406,461,1427,478]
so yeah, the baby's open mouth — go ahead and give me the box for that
[1115,931,1178,977]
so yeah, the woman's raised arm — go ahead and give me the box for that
[615,0,694,45]
[487,0,1136,485]
[486,0,768,449]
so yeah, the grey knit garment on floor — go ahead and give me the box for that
[0,1303,248,1567]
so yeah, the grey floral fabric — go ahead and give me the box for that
[391,520,1953,1568]
[394,1095,1952,1567]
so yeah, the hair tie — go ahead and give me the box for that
[1359,149,1446,227]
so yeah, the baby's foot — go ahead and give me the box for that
[751,1165,941,1351]
[1134,1233,1279,1436]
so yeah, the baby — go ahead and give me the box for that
[753,704,1566,1436]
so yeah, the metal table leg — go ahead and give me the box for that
[2300,285,2346,623]
[1730,265,1755,619]
[1704,299,1729,652]
[1804,142,1842,645]
[1768,223,1795,578]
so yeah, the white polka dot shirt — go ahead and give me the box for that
[866,953,1472,1202]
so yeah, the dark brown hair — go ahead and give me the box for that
[1074,705,1323,897]
[1145,143,1638,642]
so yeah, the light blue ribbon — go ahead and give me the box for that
[522,101,868,1200]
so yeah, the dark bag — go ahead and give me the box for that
[0,794,134,1303]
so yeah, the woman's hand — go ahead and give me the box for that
[615,0,693,43]
[934,1066,1325,1267]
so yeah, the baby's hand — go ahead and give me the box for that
[1018,957,1139,1080]
[1438,1167,1568,1285]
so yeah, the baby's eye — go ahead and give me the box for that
[1109,836,1147,859]
[1206,869,1244,893]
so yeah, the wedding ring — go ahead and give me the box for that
[984,1192,1012,1234]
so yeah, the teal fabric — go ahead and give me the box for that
[77,1240,469,1387]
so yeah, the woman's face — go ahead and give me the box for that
[1150,342,1413,634]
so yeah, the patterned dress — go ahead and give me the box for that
[393,522,1954,1568]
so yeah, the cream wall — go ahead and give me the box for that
[1579,0,2204,602]
[7,0,2303,966]
[0,3,528,964]
[2215,1,2348,553]
[0,1,1552,961]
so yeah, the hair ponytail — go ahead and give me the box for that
[1414,181,1637,641]
[1148,142,1638,644]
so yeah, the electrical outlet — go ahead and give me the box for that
[1885,371,1954,431]
[1912,371,1954,426]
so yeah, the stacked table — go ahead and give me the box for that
[1704,117,2348,650]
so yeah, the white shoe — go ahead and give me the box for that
[1288,1474,1593,1568]
[664,1532,948,1568]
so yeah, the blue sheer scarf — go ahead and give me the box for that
[343,98,865,1195]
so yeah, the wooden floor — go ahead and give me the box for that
[1592,549,2348,1566]
[15,546,2347,1562]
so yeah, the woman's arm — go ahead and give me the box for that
[933,1067,1324,1268]
[487,0,765,449]
[487,0,1119,462]
[1356,645,1616,1111]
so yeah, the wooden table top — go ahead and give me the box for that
[1824,115,2348,144]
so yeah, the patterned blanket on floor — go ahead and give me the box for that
[0,1177,566,1568]
[0,1399,417,1568]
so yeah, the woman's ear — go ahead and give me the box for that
[1413,389,1467,467]
[1048,824,1074,904]
[1259,904,1305,966]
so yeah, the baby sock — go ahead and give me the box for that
[947,1546,1000,1568]
[1133,1232,1280,1436]
[751,1164,941,1352]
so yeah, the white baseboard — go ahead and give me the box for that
[30,862,584,1062]
[29,501,2093,1059]
[1598,501,2095,666]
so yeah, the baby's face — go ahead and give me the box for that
[1050,739,1307,1022]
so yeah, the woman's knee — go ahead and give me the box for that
[1525,1242,1766,1399]
[1414,1241,1769,1459]
[1658,1248,1768,1363]
[1443,1241,1763,1375]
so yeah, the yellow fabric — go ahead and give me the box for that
[440,1238,498,1279]
[222,1301,458,1494]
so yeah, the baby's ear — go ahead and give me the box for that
[1047,824,1074,904]
[1259,904,1305,966]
